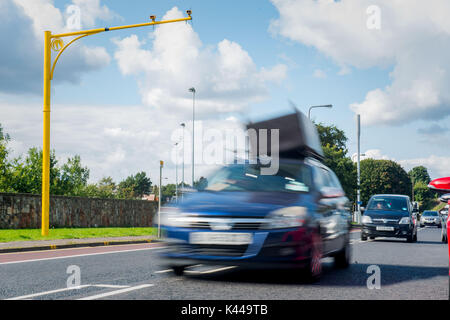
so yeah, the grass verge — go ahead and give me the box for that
[0,227,157,243]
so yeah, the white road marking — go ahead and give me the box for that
[77,284,154,300]
[93,284,130,289]
[185,266,237,274]
[0,246,164,266]
[154,269,172,274]
[6,285,92,300]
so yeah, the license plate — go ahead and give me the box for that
[376,226,394,231]
[189,232,253,245]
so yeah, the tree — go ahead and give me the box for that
[315,122,356,202]
[56,155,90,196]
[408,166,431,184]
[360,159,412,205]
[413,181,434,209]
[118,172,152,199]
[9,148,60,194]
[315,123,348,153]
[0,124,11,192]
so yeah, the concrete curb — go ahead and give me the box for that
[0,239,162,254]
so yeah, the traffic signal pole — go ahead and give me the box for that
[41,12,192,236]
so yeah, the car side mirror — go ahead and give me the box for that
[360,206,365,213]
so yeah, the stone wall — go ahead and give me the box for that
[0,193,157,229]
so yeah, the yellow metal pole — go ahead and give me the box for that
[41,31,51,236]
[40,12,192,236]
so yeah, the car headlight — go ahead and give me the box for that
[160,207,186,227]
[399,217,411,224]
[361,215,372,224]
[264,206,307,229]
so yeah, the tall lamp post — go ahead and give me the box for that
[356,114,362,224]
[174,142,179,203]
[158,160,164,239]
[40,12,193,236]
[180,123,185,199]
[308,104,333,119]
[189,87,196,187]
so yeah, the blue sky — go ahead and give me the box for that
[1,0,449,184]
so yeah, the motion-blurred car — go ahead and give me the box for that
[361,194,418,242]
[159,111,352,282]
[420,210,441,228]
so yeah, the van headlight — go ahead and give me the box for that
[264,206,307,229]
[399,217,411,224]
[361,215,372,224]
[160,207,186,227]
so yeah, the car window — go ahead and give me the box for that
[367,196,409,211]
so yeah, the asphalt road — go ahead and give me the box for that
[0,227,448,300]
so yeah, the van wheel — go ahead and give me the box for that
[361,234,367,241]
[406,233,414,243]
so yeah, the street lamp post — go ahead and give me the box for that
[180,123,185,200]
[189,87,196,187]
[40,12,192,236]
[356,114,361,224]
[308,104,333,119]
[175,142,178,203]
[158,160,164,239]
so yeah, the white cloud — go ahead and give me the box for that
[0,0,115,94]
[113,7,287,118]
[351,149,449,179]
[313,69,327,79]
[270,0,450,125]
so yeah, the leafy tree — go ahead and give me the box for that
[360,159,412,205]
[9,148,60,194]
[80,177,116,199]
[322,145,356,202]
[315,122,356,202]
[408,166,431,184]
[315,123,348,153]
[194,177,208,190]
[118,172,152,199]
[413,181,434,209]
[0,124,11,192]
[56,155,89,196]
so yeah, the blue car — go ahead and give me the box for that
[159,157,352,281]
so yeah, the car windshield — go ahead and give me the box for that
[367,196,408,212]
[203,163,312,193]
[422,211,438,216]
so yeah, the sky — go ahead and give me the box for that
[1,0,450,187]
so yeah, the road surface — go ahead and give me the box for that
[0,227,448,300]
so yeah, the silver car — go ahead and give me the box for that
[420,211,441,228]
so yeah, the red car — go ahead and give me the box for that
[428,177,450,276]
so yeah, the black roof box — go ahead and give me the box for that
[246,110,324,161]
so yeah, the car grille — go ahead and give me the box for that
[175,244,249,257]
[372,218,399,225]
[182,216,265,230]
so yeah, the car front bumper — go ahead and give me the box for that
[159,226,318,268]
[362,223,413,238]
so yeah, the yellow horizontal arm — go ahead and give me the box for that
[52,16,192,38]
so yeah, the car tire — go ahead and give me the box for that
[172,266,185,276]
[437,224,442,229]
[361,234,367,241]
[413,231,418,242]
[302,232,322,283]
[406,233,414,243]
[334,238,351,269]
[369,236,376,240]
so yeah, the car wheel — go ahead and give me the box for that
[172,266,185,276]
[437,224,442,229]
[334,238,351,269]
[302,232,322,282]
[406,233,414,243]
[369,236,376,240]
[361,234,367,241]
[413,231,418,242]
